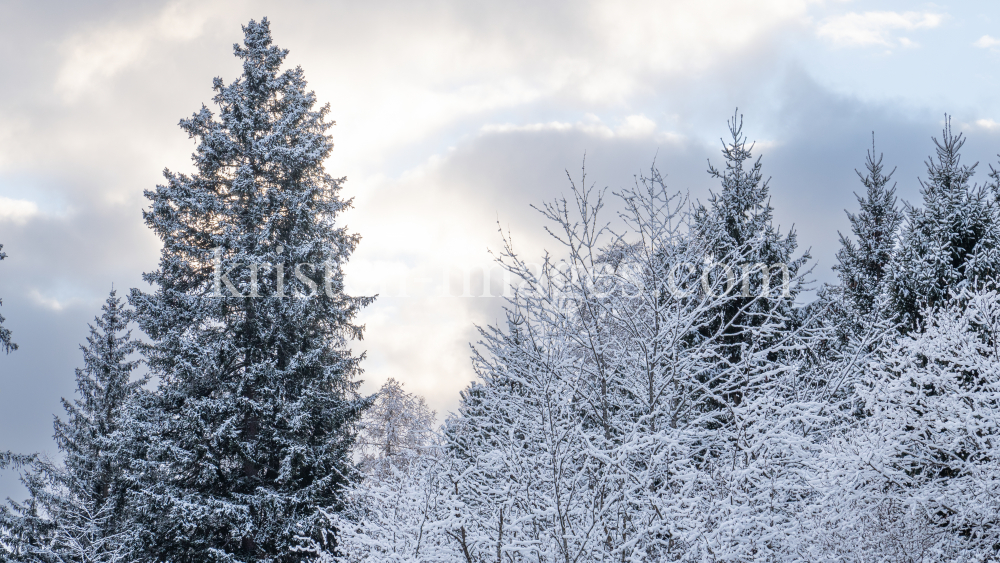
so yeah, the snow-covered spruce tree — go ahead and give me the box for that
[0,452,41,561]
[807,286,1000,562]
[693,112,810,407]
[890,117,1000,332]
[810,137,904,367]
[834,137,904,319]
[126,19,373,562]
[0,290,142,563]
[0,244,16,354]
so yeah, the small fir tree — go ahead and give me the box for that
[53,290,143,560]
[834,136,904,317]
[692,112,810,410]
[694,113,809,339]
[0,244,16,354]
[0,290,141,562]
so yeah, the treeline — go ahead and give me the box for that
[2,16,1000,563]
[334,117,1000,562]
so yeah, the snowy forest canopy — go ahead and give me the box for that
[3,17,1000,563]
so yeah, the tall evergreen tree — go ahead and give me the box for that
[0,243,16,354]
[692,112,810,408]
[890,117,1000,331]
[834,136,904,317]
[0,290,141,562]
[126,19,373,562]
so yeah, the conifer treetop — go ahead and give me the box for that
[920,116,976,201]
[835,134,904,315]
[890,115,1000,329]
[696,110,806,273]
[141,17,357,302]
[0,243,15,354]
[703,111,774,249]
[0,290,141,562]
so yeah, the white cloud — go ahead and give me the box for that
[297,0,812,172]
[975,35,1000,49]
[28,289,69,312]
[975,118,1000,131]
[481,121,586,136]
[479,114,667,141]
[817,11,943,47]
[616,115,658,138]
[0,197,39,224]
[592,0,811,73]
[55,0,218,101]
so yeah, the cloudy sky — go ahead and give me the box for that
[2,0,1000,498]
